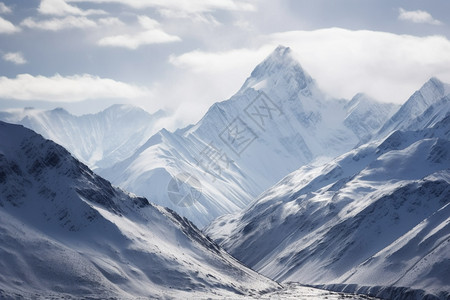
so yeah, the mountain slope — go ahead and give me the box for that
[0,104,165,169]
[332,196,450,299]
[0,121,279,299]
[205,114,450,299]
[100,46,396,228]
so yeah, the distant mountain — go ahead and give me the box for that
[0,121,279,299]
[376,77,450,138]
[0,104,165,169]
[99,46,397,228]
[205,112,450,299]
[344,93,398,143]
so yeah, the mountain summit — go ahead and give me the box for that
[377,77,450,138]
[238,46,318,103]
[240,46,315,96]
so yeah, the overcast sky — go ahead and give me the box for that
[1,0,450,128]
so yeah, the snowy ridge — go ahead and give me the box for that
[406,95,450,132]
[99,46,396,228]
[377,77,450,139]
[205,114,450,299]
[0,121,280,299]
[0,104,165,169]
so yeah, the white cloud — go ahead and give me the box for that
[168,28,450,107]
[268,29,450,103]
[170,47,270,73]
[398,8,442,25]
[233,19,254,31]
[67,0,255,12]
[2,52,27,64]
[98,16,180,49]
[158,9,221,26]
[98,17,124,26]
[157,47,273,125]
[138,15,159,29]
[0,2,12,14]
[38,0,107,16]
[0,74,151,102]
[0,16,20,34]
[21,16,97,31]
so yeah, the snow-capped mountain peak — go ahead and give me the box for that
[422,77,448,98]
[377,77,450,138]
[345,93,374,112]
[248,46,308,79]
[238,45,316,100]
[411,77,449,111]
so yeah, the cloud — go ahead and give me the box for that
[170,47,270,73]
[155,47,273,125]
[0,73,151,102]
[168,28,450,107]
[2,52,27,64]
[268,29,450,102]
[66,0,255,13]
[38,0,107,16]
[66,0,253,27]
[21,16,97,31]
[398,8,442,25]
[20,1,110,32]
[98,17,124,26]
[0,16,20,34]
[158,9,221,26]
[98,15,180,49]
[0,2,12,14]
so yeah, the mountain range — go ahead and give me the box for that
[0,120,380,299]
[0,121,281,299]
[0,104,166,170]
[206,87,450,299]
[1,45,449,299]
[0,46,399,228]
[97,46,398,228]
